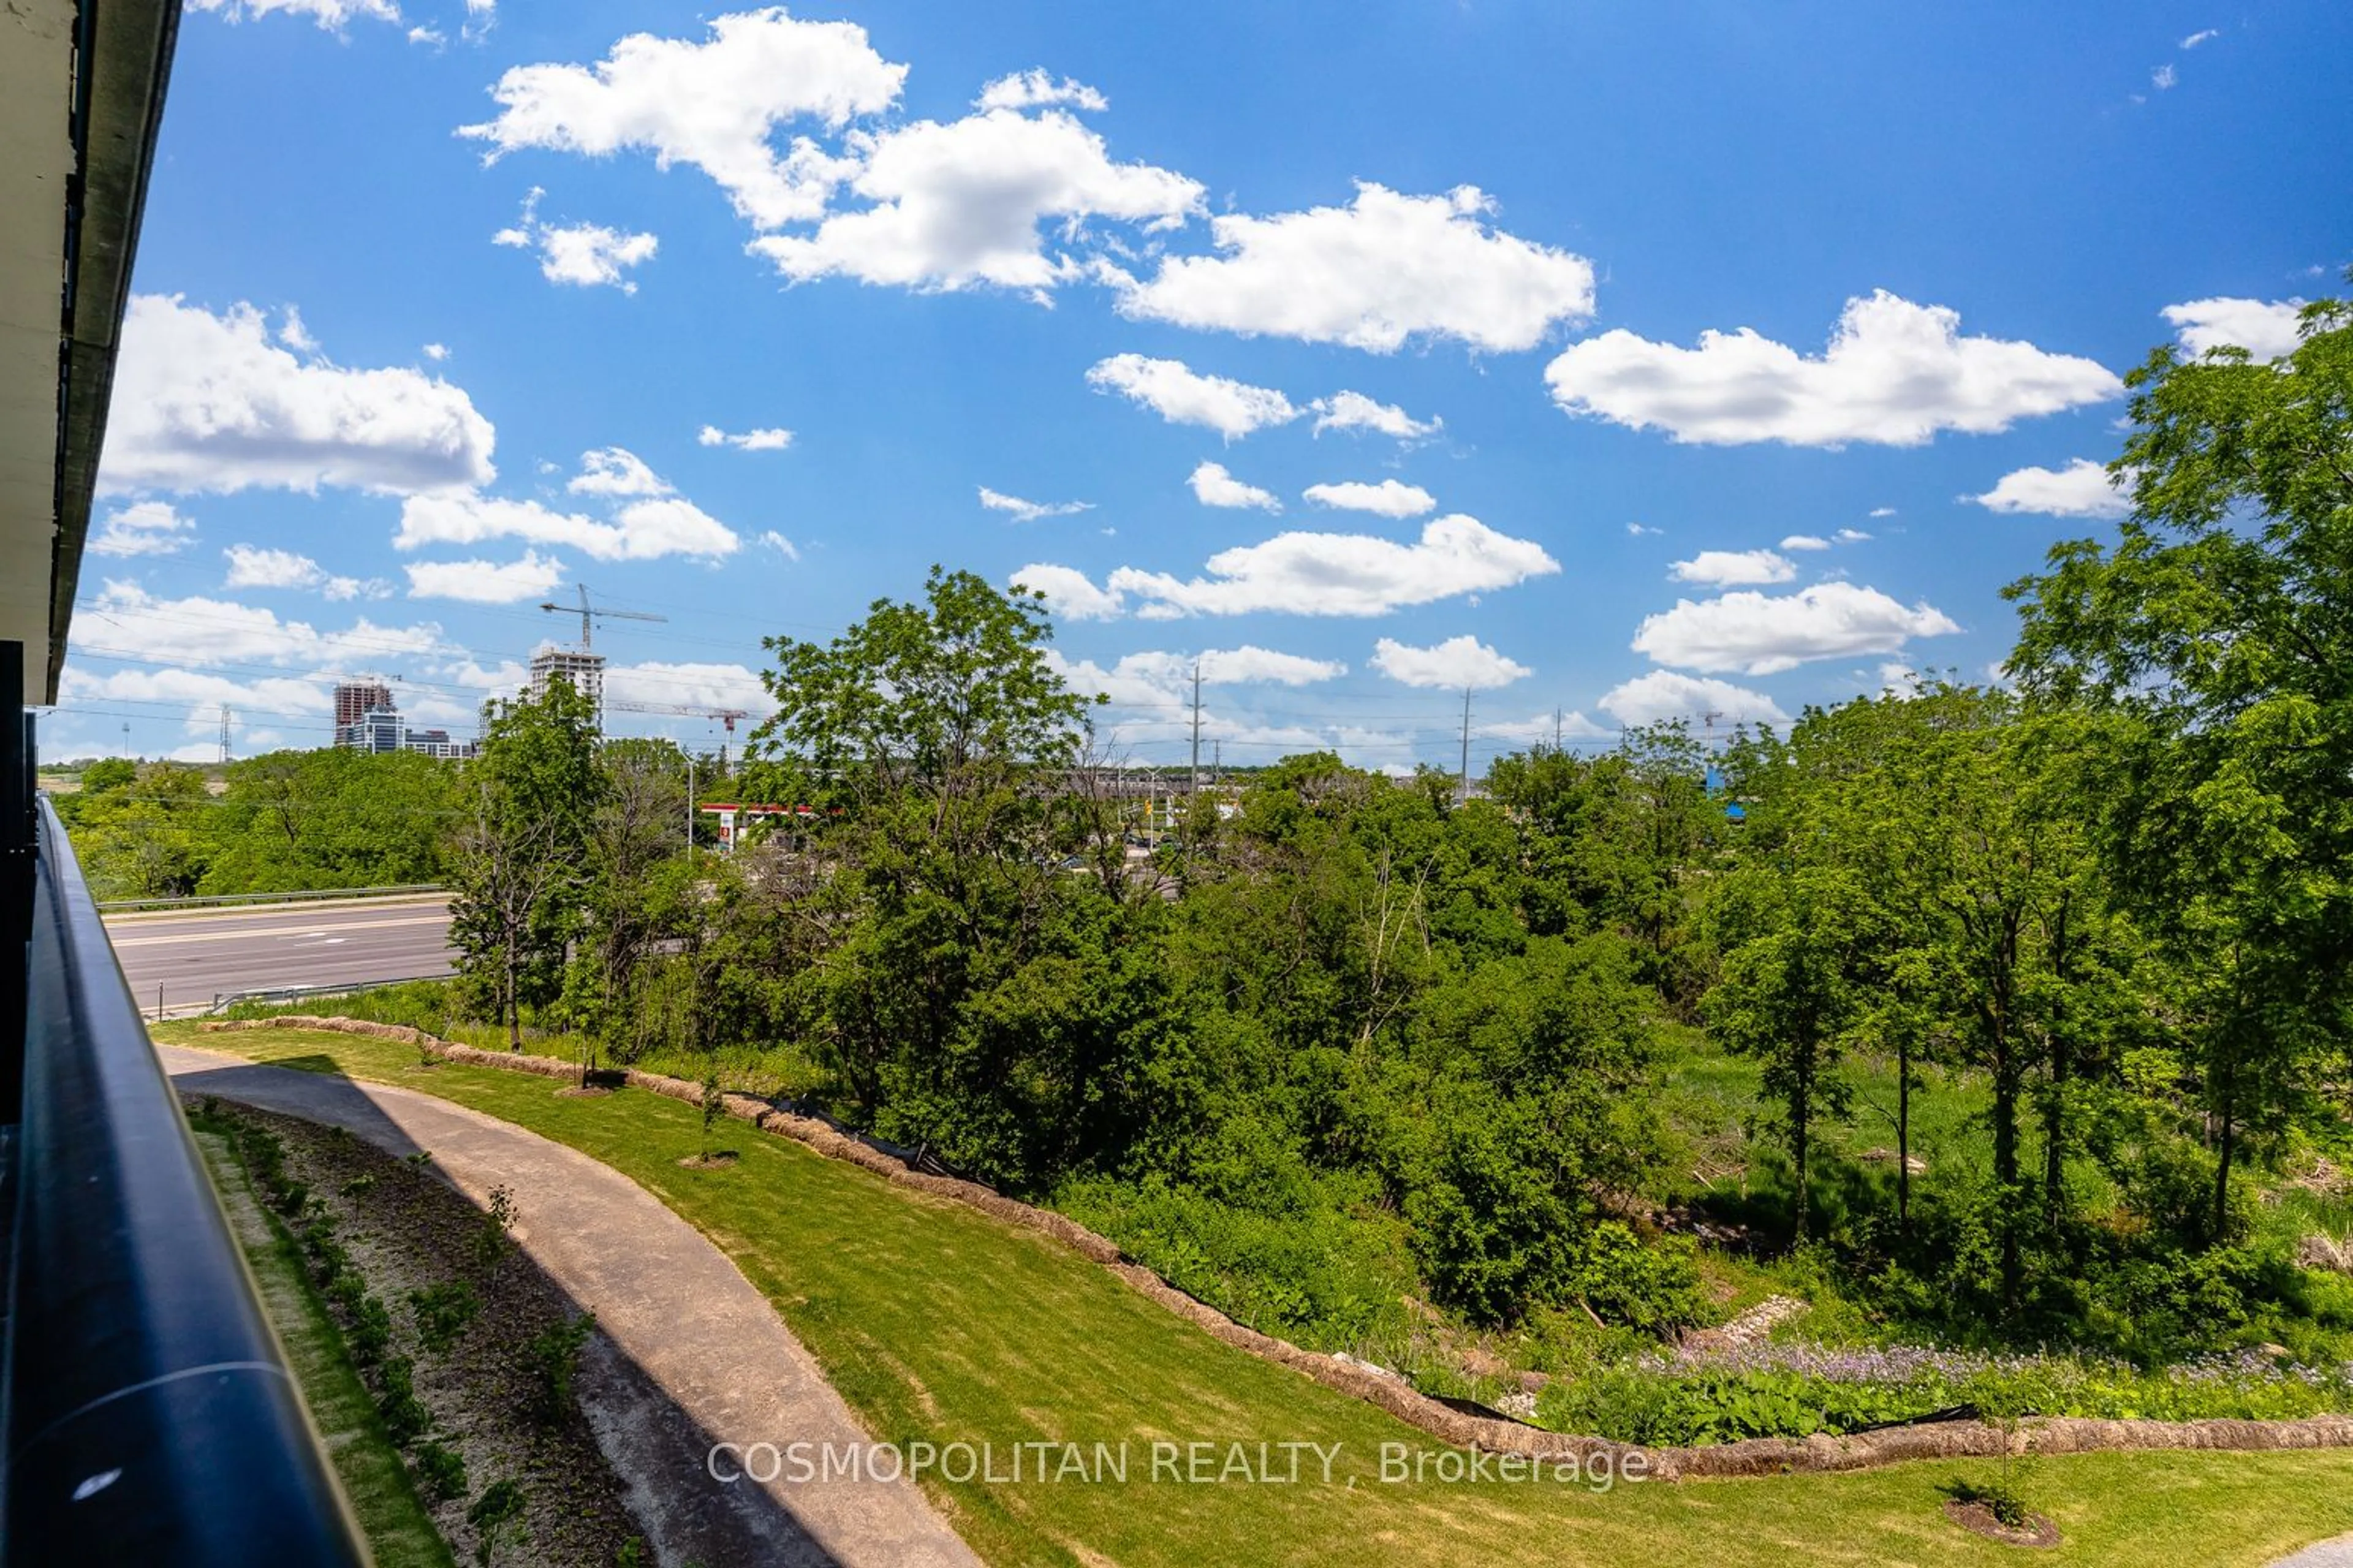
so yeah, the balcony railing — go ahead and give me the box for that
[1,640,365,1564]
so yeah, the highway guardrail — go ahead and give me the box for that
[205,972,457,1016]
[96,884,448,913]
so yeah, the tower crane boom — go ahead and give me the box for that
[537,582,667,649]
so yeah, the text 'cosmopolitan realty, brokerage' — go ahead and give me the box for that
[708,1439,1652,1492]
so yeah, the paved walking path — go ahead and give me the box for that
[162,1045,980,1568]
[2274,1536,2353,1567]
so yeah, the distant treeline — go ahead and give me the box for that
[52,749,469,899]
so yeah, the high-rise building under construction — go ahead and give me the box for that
[333,680,393,733]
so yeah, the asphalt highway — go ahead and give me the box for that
[102,896,457,1017]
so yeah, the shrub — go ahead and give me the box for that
[472,1186,516,1276]
[413,1441,468,1504]
[467,1479,525,1567]
[523,1312,596,1422]
[1567,1222,1706,1333]
[1056,1173,1414,1352]
[374,1355,431,1445]
[409,1282,482,1356]
[346,1295,393,1365]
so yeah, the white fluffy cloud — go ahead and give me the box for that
[1111,183,1594,353]
[398,493,738,561]
[399,452,738,561]
[404,551,567,604]
[188,0,398,27]
[1194,646,1347,685]
[1544,290,2122,447]
[102,295,496,496]
[604,660,773,714]
[459,9,905,229]
[699,424,794,451]
[494,190,658,292]
[1371,635,1530,691]
[89,501,197,558]
[1480,708,1613,744]
[1598,670,1791,729]
[1780,534,1830,551]
[752,108,1202,295]
[1189,462,1281,512]
[976,69,1107,113]
[1086,353,1297,438]
[1046,648,1352,758]
[1019,513,1559,621]
[2181,28,2220,48]
[222,545,324,590]
[1011,563,1126,621]
[2162,297,2306,360]
[567,446,672,498]
[980,487,1092,523]
[222,545,384,600]
[1062,645,1346,696]
[67,580,450,672]
[1310,391,1441,441]
[1631,582,1961,675]
[1669,549,1796,586]
[1970,458,2129,518]
[758,529,800,561]
[1303,479,1436,518]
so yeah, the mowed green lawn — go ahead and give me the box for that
[162,1023,2353,1568]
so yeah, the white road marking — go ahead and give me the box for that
[108,914,453,949]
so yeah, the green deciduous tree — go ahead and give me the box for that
[2007,288,2353,1240]
[450,678,599,1049]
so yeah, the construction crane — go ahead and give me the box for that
[603,699,754,769]
[537,582,667,648]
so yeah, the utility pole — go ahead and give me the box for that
[1457,686,1473,808]
[686,753,696,864]
[1188,659,1203,794]
[1187,660,1203,864]
[1553,705,1563,753]
[218,705,232,764]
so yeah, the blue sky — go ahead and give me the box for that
[58,1,2352,770]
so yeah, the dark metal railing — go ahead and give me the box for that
[1,637,365,1563]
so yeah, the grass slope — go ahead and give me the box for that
[192,1119,455,1568]
[167,1023,2353,1568]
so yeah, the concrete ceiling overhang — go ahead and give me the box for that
[0,0,178,706]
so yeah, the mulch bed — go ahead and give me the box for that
[1943,1498,2061,1548]
[202,1099,643,1567]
